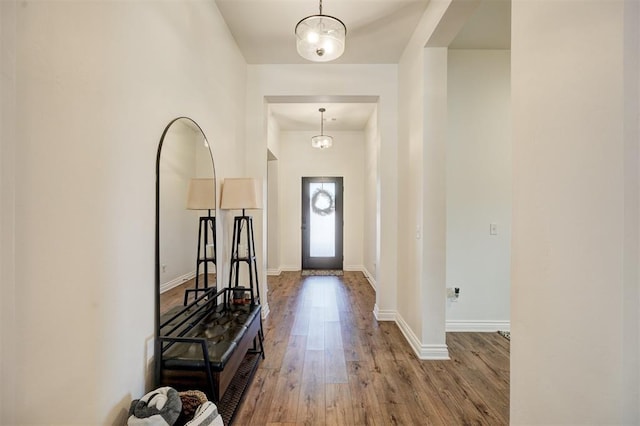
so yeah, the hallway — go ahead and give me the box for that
[235,272,509,425]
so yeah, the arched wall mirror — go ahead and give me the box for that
[153,117,265,404]
[155,116,218,338]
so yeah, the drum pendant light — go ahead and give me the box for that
[311,108,333,149]
[295,0,346,62]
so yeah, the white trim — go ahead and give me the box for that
[266,268,281,276]
[445,320,510,332]
[362,266,377,291]
[396,314,450,360]
[373,304,396,321]
[343,264,363,272]
[279,265,300,272]
[261,302,270,319]
[160,271,196,294]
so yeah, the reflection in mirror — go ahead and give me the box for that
[156,117,216,318]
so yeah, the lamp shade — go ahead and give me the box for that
[220,178,263,210]
[186,178,216,210]
[311,107,333,149]
[295,14,346,62]
[311,134,333,149]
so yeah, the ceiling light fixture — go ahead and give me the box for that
[311,108,333,149]
[295,0,346,62]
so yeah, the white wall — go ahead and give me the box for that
[511,0,638,423]
[278,130,365,271]
[446,49,511,331]
[363,108,378,285]
[419,47,449,352]
[0,1,17,423]
[0,0,246,423]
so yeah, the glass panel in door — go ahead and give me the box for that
[301,177,343,270]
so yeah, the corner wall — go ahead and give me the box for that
[363,108,379,285]
[2,1,246,423]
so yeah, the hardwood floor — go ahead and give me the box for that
[234,271,510,426]
[159,273,216,314]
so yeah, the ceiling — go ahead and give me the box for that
[270,103,377,131]
[215,0,431,65]
[216,0,510,132]
[449,0,511,49]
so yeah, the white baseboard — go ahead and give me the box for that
[160,271,196,294]
[362,266,377,291]
[261,302,270,319]
[343,264,363,272]
[279,266,300,272]
[266,268,281,276]
[396,314,450,360]
[373,304,396,321]
[446,320,510,332]
[371,309,450,360]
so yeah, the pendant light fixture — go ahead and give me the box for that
[295,0,346,62]
[311,108,333,149]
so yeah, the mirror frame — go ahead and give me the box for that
[154,116,217,387]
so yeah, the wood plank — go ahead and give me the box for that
[265,335,307,423]
[261,314,293,370]
[324,347,348,384]
[378,403,419,426]
[291,306,310,336]
[325,383,355,426]
[266,374,301,423]
[339,321,366,362]
[296,349,326,425]
[235,271,509,425]
[280,335,307,377]
[159,273,216,314]
[233,367,279,425]
[306,307,325,350]
[347,361,384,426]
[324,321,343,349]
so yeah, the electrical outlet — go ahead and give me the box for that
[447,287,460,301]
[161,264,167,273]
